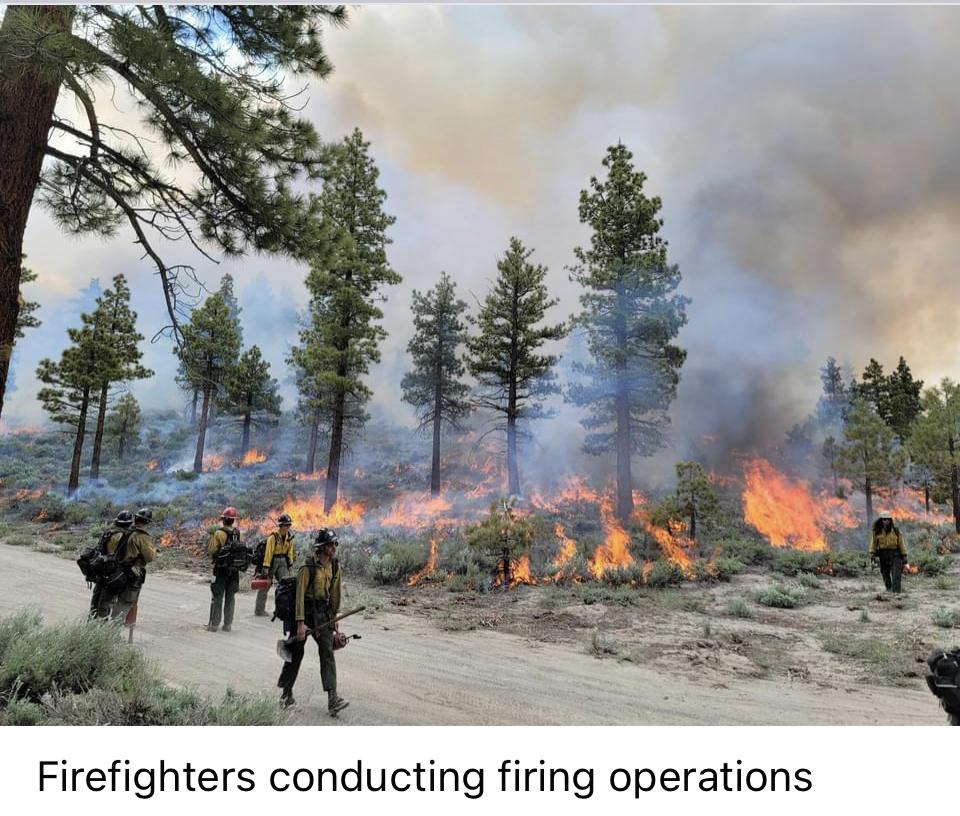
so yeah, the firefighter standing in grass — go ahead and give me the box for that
[207,506,243,632]
[96,507,156,622]
[254,513,295,617]
[870,512,909,594]
[277,528,347,714]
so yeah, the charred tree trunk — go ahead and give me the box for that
[0,6,76,422]
[324,385,346,512]
[240,394,252,457]
[430,377,442,497]
[89,381,108,480]
[67,386,90,495]
[506,412,520,496]
[305,406,320,473]
[864,475,874,529]
[689,506,697,545]
[925,482,931,514]
[193,385,212,473]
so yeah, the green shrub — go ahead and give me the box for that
[718,538,774,566]
[571,584,640,607]
[713,556,744,582]
[754,583,807,609]
[4,535,35,547]
[724,598,752,618]
[645,559,685,588]
[798,573,821,590]
[3,698,43,725]
[174,470,198,481]
[932,608,960,629]
[828,550,871,577]
[600,562,645,587]
[771,549,826,576]
[366,539,426,584]
[912,548,948,577]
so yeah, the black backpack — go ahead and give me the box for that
[927,648,960,722]
[273,559,339,625]
[252,539,268,572]
[214,528,251,572]
[78,529,128,583]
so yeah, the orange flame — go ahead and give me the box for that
[407,536,441,586]
[145,459,159,471]
[588,494,634,578]
[14,488,44,501]
[742,458,829,551]
[380,494,454,531]
[241,449,267,466]
[204,453,227,472]
[553,522,577,570]
[276,495,364,530]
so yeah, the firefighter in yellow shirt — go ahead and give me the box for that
[277,528,346,714]
[254,513,295,617]
[869,513,908,594]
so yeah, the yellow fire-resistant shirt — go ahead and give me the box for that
[207,526,239,560]
[107,527,156,566]
[870,529,907,556]
[263,530,295,569]
[294,556,342,622]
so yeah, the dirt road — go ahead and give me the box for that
[0,545,942,725]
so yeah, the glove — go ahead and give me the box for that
[296,621,306,642]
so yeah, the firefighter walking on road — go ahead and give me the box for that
[277,528,348,715]
[254,513,295,617]
[96,507,156,622]
[90,510,134,618]
[870,512,909,594]
[207,506,245,632]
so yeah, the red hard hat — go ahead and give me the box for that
[221,506,238,520]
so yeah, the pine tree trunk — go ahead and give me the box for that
[68,386,90,495]
[324,386,346,512]
[193,385,212,473]
[506,413,520,496]
[89,381,108,481]
[925,483,930,514]
[305,407,320,473]
[430,373,442,497]
[690,506,697,545]
[240,396,252,456]
[190,389,198,424]
[864,475,874,529]
[614,297,633,523]
[951,436,960,533]
[0,6,76,422]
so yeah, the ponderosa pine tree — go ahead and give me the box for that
[885,356,923,442]
[835,399,905,527]
[15,265,40,339]
[855,358,888,420]
[175,293,241,473]
[467,238,567,496]
[568,143,688,522]
[292,129,399,511]
[87,275,152,480]
[907,380,960,532]
[104,392,141,462]
[0,5,347,420]
[401,273,471,496]
[815,357,849,431]
[674,461,719,553]
[221,345,281,457]
[36,317,104,494]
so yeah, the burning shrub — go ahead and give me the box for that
[24,493,65,523]
[645,559,685,588]
[754,583,807,609]
[718,537,774,566]
[713,556,745,582]
[367,539,428,584]
[932,608,960,629]
[465,499,533,587]
[911,546,949,576]
[771,549,827,576]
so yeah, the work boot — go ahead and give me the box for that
[255,610,269,617]
[206,624,218,632]
[280,689,296,708]
[327,690,349,716]
[222,624,232,632]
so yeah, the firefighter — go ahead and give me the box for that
[254,513,295,617]
[869,512,908,594]
[277,528,347,715]
[207,506,243,632]
[96,507,156,623]
[90,510,134,618]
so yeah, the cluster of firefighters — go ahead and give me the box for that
[81,504,917,720]
[86,506,349,717]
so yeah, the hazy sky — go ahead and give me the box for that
[11,4,960,466]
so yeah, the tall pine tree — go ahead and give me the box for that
[885,356,923,442]
[568,144,688,522]
[175,293,241,472]
[293,128,399,510]
[467,237,567,496]
[0,6,347,421]
[907,380,960,532]
[104,392,141,462]
[815,357,849,431]
[221,345,281,457]
[401,273,471,496]
[87,275,152,480]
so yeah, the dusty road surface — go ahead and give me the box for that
[0,545,942,725]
